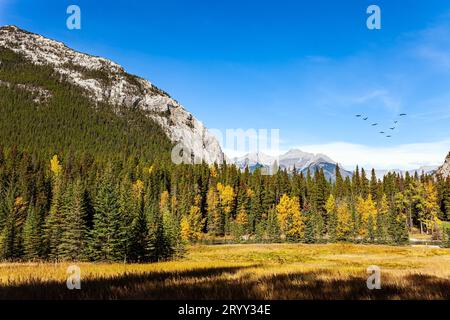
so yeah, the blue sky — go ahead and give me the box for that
[1,0,450,169]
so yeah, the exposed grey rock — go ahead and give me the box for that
[436,152,450,178]
[0,25,224,164]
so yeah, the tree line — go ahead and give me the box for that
[1,148,449,262]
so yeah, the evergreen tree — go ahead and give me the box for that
[23,205,42,260]
[44,155,64,260]
[376,195,389,243]
[89,175,122,261]
[265,207,280,242]
[0,182,26,259]
[370,169,378,202]
[59,180,88,261]
[148,207,173,261]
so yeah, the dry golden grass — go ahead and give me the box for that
[0,243,449,300]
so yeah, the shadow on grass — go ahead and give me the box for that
[0,265,448,300]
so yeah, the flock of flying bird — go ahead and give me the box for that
[355,113,407,138]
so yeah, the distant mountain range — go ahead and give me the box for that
[232,149,446,181]
[232,149,352,181]
[374,166,439,179]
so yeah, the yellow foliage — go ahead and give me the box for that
[206,187,222,235]
[145,165,154,175]
[276,194,304,239]
[325,194,336,215]
[210,165,218,178]
[236,209,249,226]
[217,183,235,214]
[160,191,170,213]
[180,216,190,242]
[189,209,203,240]
[132,179,144,199]
[171,195,178,216]
[50,155,62,176]
[336,201,352,239]
[355,195,377,236]
[14,196,25,207]
[423,181,440,233]
[378,194,389,216]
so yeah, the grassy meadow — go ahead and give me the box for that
[0,243,449,300]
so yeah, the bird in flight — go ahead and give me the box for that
[399,113,407,116]
[390,127,395,130]
[394,121,398,124]
[372,123,378,126]
[379,131,385,134]
[363,117,368,120]
[386,135,392,138]
[355,114,362,117]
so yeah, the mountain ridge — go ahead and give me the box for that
[233,149,353,181]
[0,25,224,164]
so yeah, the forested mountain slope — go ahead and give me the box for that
[0,25,224,164]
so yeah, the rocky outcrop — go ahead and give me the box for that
[0,25,224,164]
[436,152,450,178]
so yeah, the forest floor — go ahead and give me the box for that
[0,243,449,299]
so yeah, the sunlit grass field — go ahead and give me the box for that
[0,243,449,300]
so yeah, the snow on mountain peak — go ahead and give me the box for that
[233,149,352,180]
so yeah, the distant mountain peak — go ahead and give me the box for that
[233,149,352,181]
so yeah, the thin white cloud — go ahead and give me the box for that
[224,139,450,170]
[409,17,450,72]
[416,46,450,70]
[291,140,450,171]
[350,89,401,113]
[312,85,403,116]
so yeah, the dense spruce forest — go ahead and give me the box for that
[1,47,450,263]
[1,148,450,262]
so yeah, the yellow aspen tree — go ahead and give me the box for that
[355,195,377,238]
[132,179,144,200]
[423,181,440,235]
[325,194,336,215]
[217,183,235,235]
[325,194,337,240]
[188,195,205,241]
[210,165,218,178]
[236,209,249,227]
[217,183,235,215]
[50,155,62,177]
[276,194,304,241]
[180,216,190,242]
[207,186,222,236]
[336,200,352,240]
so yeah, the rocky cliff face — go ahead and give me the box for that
[0,25,224,164]
[436,152,450,178]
